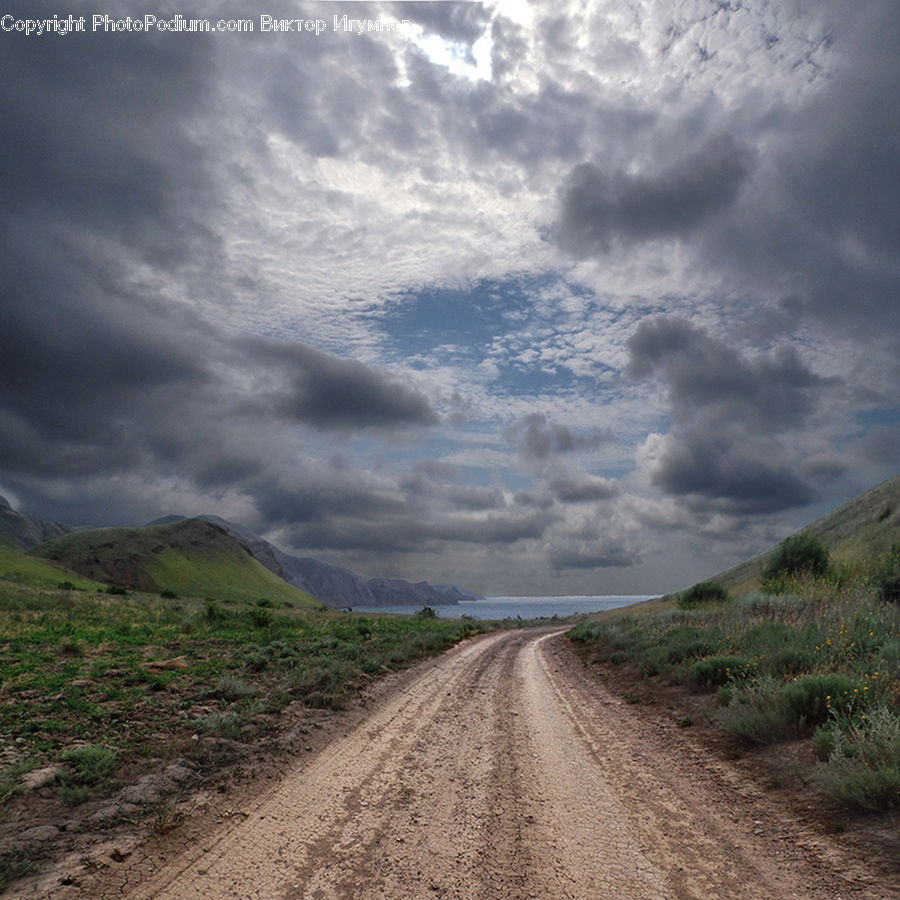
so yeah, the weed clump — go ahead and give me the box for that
[814,706,900,812]
[57,744,117,804]
[678,581,728,609]
[689,655,753,688]
[214,675,257,702]
[568,566,899,816]
[873,544,900,604]
[762,533,830,591]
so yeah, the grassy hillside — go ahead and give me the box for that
[570,473,900,817]
[0,579,490,890]
[0,537,100,591]
[30,519,321,608]
[715,473,900,596]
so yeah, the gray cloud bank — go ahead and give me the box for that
[0,0,897,593]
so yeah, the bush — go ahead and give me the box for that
[689,655,753,689]
[215,675,257,702]
[718,675,786,745]
[815,706,900,812]
[872,544,900,604]
[58,744,117,802]
[61,744,117,783]
[719,673,864,744]
[776,673,861,732]
[247,608,273,628]
[678,581,728,609]
[204,598,225,622]
[762,533,830,589]
[160,588,178,599]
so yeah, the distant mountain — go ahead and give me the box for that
[367,578,449,608]
[149,514,466,607]
[31,519,322,608]
[0,495,73,550]
[433,584,485,603]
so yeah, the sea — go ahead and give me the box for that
[352,595,658,621]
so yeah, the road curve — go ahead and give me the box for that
[118,629,890,899]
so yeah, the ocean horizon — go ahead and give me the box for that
[352,594,658,621]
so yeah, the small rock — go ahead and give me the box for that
[20,766,59,791]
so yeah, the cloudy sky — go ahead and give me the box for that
[1,0,898,595]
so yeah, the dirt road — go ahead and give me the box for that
[110,629,892,899]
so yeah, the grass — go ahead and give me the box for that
[30,519,322,608]
[0,539,100,591]
[569,572,900,813]
[0,578,492,797]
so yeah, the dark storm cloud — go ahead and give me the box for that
[399,463,507,512]
[710,5,900,341]
[627,316,836,515]
[506,413,613,461]
[550,544,638,571]
[646,435,816,515]
[627,317,832,431]
[0,5,215,262]
[251,479,407,526]
[240,337,438,430]
[280,508,556,554]
[554,136,753,255]
[549,475,617,504]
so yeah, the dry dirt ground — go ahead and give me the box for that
[14,628,900,899]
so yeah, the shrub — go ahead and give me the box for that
[215,675,257,702]
[416,606,438,619]
[776,673,861,732]
[689,655,753,689]
[678,581,728,609]
[160,588,178,599]
[59,784,93,806]
[718,675,786,745]
[815,706,900,812]
[61,744,117,784]
[204,598,224,622]
[872,543,900,604]
[194,712,244,739]
[58,744,117,802]
[762,533,829,589]
[247,609,273,628]
[105,585,128,596]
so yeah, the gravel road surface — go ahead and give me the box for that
[106,629,894,899]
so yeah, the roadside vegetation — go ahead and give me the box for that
[0,580,490,889]
[570,535,900,816]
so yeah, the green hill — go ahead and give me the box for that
[30,519,322,608]
[713,472,900,596]
[0,536,101,590]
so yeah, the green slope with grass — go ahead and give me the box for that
[30,519,322,608]
[0,537,101,591]
[0,579,490,890]
[570,472,900,817]
[715,473,900,596]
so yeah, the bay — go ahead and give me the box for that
[352,594,658,621]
